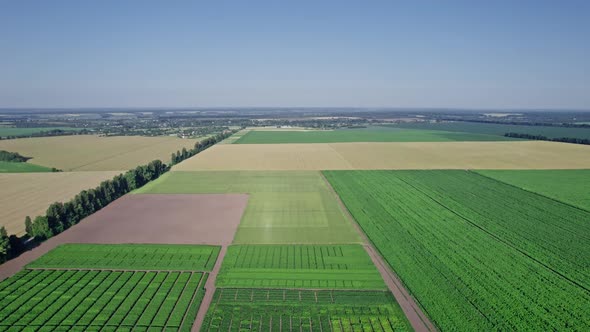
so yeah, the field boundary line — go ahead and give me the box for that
[470,170,590,213]
[396,175,590,294]
[191,245,228,331]
[133,271,174,330]
[145,271,182,328]
[32,270,94,327]
[102,271,150,330]
[26,267,212,273]
[163,271,196,330]
[319,172,437,332]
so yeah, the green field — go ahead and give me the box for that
[135,171,361,244]
[217,245,385,290]
[234,127,516,144]
[28,244,220,271]
[0,127,82,138]
[0,161,54,173]
[201,288,412,331]
[389,121,590,139]
[476,169,590,211]
[325,170,590,331]
[0,269,206,331]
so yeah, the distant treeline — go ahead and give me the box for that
[0,129,91,140]
[0,150,31,162]
[504,132,590,145]
[0,129,238,264]
[170,130,237,165]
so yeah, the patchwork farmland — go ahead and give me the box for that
[0,244,215,331]
[2,123,590,331]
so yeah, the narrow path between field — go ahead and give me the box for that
[320,173,438,332]
[192,245,227,331]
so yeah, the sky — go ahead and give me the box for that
[0,0,589,109]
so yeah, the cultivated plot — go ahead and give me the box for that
[0,270,207,331]
[172,141,590,171]
[135,171,361,244]
[390,121,590,139]
[325,170,590,331]
[0,171,122,236]
[217,245,385,290]
[202,288,412,332]
[476,169,590,211]
[0,135,199,171]
[0,243,220,331]
[0,160,54,173]
[0,127,83,138]
[234,126,515,144]
[28,244,220,271]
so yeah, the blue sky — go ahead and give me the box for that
[1,1,589,109]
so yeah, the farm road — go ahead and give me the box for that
[321,173,437,332]
[192,245,227,331]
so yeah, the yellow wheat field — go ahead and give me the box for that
[0,171,122,235]
[0,135,199,171]
[172,141,590,171]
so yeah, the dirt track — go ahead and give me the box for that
[0,193,248,281]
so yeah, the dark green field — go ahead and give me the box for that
[0,127,82,138]
[0,161,54,173]
[389,121,590,139]
[234,127,515,144]
[325,170,590,331]
[201,288,412,332]
[476,169,590,211]
[217,245,385,290]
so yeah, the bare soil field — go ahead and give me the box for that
[0,194,248,281]
[0,171,122,235]
[172,140,590,171]
[0,135,198,171]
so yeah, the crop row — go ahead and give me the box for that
[202,288,411,332]
[217,245,385,290]
[0,269,206,330]
[396,170,590,287]
[27,243,221,272]
[324,170,590,331]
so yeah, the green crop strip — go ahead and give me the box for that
[27,244,221,271]
[324,170,590,331]
[217,244,386,290]
[0,269,206,331]
[201,288,412,331]
[476,169,590,211]
[233,127,514,144]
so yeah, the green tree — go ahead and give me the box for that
[24,216,33,235]
[0,227,9,263]
[31,216,51,240]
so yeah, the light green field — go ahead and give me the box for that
[135,171,361,244]
[0,161,54,173]
[217,245,385,290]
[27,244,221,271]
[476,169,590,211]
[234,126,517,144]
